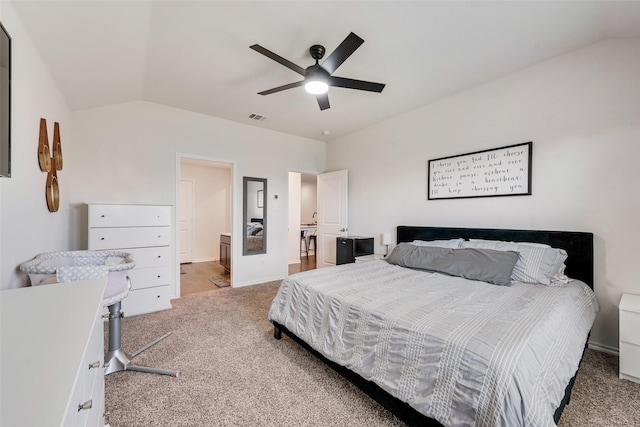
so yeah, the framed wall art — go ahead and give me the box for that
[428,141,532,200]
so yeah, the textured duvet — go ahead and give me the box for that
[268,260,599,427]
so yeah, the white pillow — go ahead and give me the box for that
[410,238,464,249]
[461,240,567,285]
[469,239,550,248]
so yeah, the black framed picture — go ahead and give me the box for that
[428,142,532,200]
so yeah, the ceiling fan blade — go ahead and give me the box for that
[250,44,306,76]
[258,81,305,95]
[321,32,364,75]
[328,76,385,93]
[316,93,330,110]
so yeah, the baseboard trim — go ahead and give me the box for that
[193,257,217,263]
[234,275,285,288]
[588,341,619,356]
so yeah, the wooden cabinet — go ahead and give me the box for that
[88,203,173,316]
[220,233,231,273]
[336,236,374,265]
[0,278,107,426]
[620,293,640,383]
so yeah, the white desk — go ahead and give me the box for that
[1,278,107,426]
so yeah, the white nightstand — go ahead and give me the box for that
[619,293,640,383]
[355,254,386,263]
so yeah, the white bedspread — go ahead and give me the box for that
[268,260,599,427]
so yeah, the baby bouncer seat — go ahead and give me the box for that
[20,250,179,377]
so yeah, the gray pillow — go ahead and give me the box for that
[461,240,567,285]
[385,243,519,286]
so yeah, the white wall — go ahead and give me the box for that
[0,4,71,289]
[326,39,640,352]
[181,163,231,263]
[67,100,325,292]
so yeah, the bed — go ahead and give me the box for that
[268,226,599,426]
[246,219,264,251]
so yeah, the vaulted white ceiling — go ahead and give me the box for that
[10,1,640,141]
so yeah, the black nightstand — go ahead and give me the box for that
[336,236,374,265]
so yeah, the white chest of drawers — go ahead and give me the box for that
[88,204,173,316]
[0,278,107,427]
[619,293,640,383]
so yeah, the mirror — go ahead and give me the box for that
[243,177,267,255]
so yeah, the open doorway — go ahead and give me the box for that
[288,172,318,274]
[178,157,232,297]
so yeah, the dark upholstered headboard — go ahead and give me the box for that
[397,226,593,289]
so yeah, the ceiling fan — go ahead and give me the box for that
[250,32,385,111]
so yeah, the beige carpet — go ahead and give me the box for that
[105,281,640,426]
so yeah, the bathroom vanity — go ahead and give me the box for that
[220,232,231,273]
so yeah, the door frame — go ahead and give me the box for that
[287,169,322,271]
[287,172,303,265]
[287,169,347,272]
[175,153,236,298]
[179,179,195,264]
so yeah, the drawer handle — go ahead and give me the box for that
[100,214,105,218]
[158,235,162,238]
[88,360,100,370]
[157,275,161,279]
[100,237,105,241]
[78,400,92,412]
[157,255,162,259]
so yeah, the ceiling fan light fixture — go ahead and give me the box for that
[304,80,329,95]
[251,32,385,110]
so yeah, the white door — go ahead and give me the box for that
[317,170,348,268]
[179,180,194,263]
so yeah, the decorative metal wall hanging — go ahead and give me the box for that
[38,118,62,212]
[427,141,532,200]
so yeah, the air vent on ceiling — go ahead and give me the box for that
[247,113,269,122]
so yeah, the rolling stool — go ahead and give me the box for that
[20,250,180,377]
